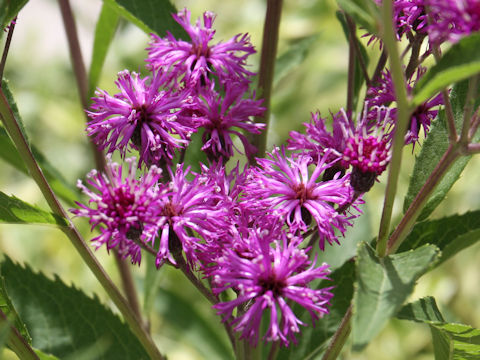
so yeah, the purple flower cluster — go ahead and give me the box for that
[71,6,415,349]
[87,8,264,166]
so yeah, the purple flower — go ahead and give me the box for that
[154,164,229,267]
[212,227,333,347]
[427,0,480,44]
[71,158,163,265]
[244,147,355,250]
[146,8,256,88]
[367,68,443,145]
[193,83,265,161]
[287,110,353,167]
[86,70,195,167]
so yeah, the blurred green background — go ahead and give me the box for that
[1,0,479,359]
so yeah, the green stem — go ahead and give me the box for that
[250,0,283,162]
[114,253,143,323]
[321,305,352,360]
[386,145,460,254]
[0,309,39,360]
[0,89,165,360]
[376,0,412,258]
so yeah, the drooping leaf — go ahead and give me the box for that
[352,242,440,351]
[0,191,67,226]
[398,210,480,265]
[430,323,480,360]
[1,257,149,359]
[155,283,233,360]
[404,80,480,220]
[88,3,120,96]
[277,260,356,360]
[413,33,480,107]
[336,0,379,35]
[102,0,185,38]
[396,296,445,323]
[274,34,319,87]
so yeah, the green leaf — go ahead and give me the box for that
[277,260,356,360]
[274,34,319,87]
[1,256,149,359]
[34,349,59,360]
[398,210,480,265]
[431,323,480,360]
[88,3,120,96]
[0,0,28,31]
[0,191,67,226]
[396,296,445,323]
[413,33,480,107]
[352,242,440,351]
[0,276,31,345]
[336,0,379,35]
[102,0,185,38]
[155,285,233,360]
[404,80,480,220]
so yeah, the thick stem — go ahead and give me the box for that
[0,308,39,360]
[58,0,106,171]
[376,0,412,257]
[467,143,480,153]
[321,305,352,360]
[250,0,283,162]
[0,89,165,360]
[0,18,16,80]
[386,145,460,254]
[405,34,425,80]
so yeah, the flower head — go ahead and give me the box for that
[146,8,256,88]
[71,158,163,265]
[193,83,265,161]
[86,70,195,167]
[427,0,480,44]
[244,147,356,249]
[212,227,333,347]
[154,164,230,267]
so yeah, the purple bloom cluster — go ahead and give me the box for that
[427,0,480,44]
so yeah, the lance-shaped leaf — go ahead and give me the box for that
[102,0,185,38]
[413,33,480,107]
[0,191,66,227]
[396,296,445,323]
[404,80,480,221]
[397,298,480,360]
[398,210,480,265]
[1,256,149,359]
[352,242,440,351]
